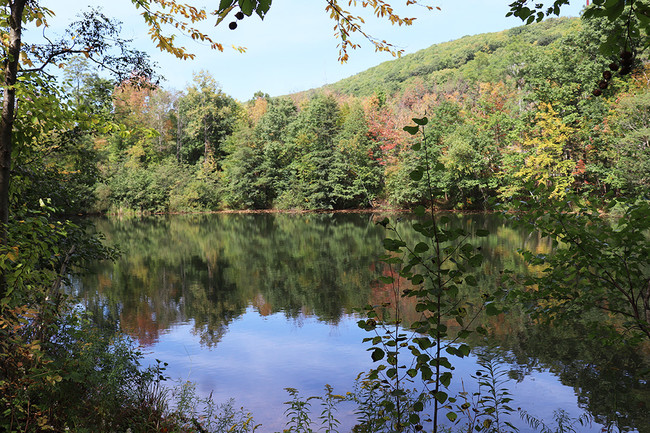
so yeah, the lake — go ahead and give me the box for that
[72,212,649,433]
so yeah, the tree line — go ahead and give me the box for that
[37,16,648,216]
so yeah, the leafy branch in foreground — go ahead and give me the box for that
[132,0,439,62]
[504,193,650,342]
[358,116,506,432]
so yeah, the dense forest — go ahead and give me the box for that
[25,16,649,215]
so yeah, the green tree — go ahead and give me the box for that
[178,71,239,167]
[255,97,298,143]
[1,4,155,294]
[607,84,650,194]
[386,100,463,207]
[60,56,115,120]
[111,77,170,167]
[222,120,275,209]
[280,94,345,209]
[335,101,384,207]
[439,124,494,207]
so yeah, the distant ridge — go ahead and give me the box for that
[297,17,580,98]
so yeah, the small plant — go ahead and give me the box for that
[452,354,517,433]
[170,381,259,433]
[473,354,517,433]
[348,374,429,433]
[520,408,593,433]
[283,387,316,433]
[318,384,345,433]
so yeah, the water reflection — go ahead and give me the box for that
[77,213,388,346]
[72,212,649,432]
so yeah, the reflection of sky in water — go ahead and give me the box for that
[140,307,606,433]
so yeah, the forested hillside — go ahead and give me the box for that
[25,15,649,214]
[322,17,574,97]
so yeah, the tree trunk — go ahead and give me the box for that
[0,0,27,297]
[204,121,209,165]
[176,112,182,163]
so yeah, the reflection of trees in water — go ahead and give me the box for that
[366,212,555,328]
[73,213,649,431]
[361,213,647,432]
[489,320,650,432]
[76,213,388,346]
[460,304,650,432]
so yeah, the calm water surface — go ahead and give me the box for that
[73,213,649,433]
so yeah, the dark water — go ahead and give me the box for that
[72,212,649,433]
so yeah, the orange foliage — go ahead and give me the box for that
[120,306,163,347]
[247,97,268,126]
[363,95,408,165]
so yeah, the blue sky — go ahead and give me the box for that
[43,0,586,101]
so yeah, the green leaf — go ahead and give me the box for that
[414,242,429,254]
[256,0,272,18]
[605,0,625,20]
[468,254,484,267]
[635,8,650,24]
[435,391,448,404]
[409,413,420,424]
[485,302,500,316]
[460,243,474,255]
[465,275,478,287]
[409,169,423,181]
[371,348,385,362]
[219,0,234,11]
[414,205,426,216]
[440,372,452,387]
[383,238,406,252]
[239,0,254,16]
[475,229,489,237]
[412,116,428,125]
[403,125,419,135]
[411,142,421,151]
[376,217,389,227]
[446,411,458,422]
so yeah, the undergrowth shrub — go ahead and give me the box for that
[0,306,173,433]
